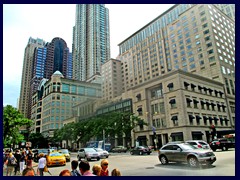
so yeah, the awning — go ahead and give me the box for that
[167,83,173,88]
[203,116,208,120]
[196,115,202,119]
[191,83,196,88]
[189,115,195,119]
[169,99,176,104]
[171,132,183,137]
[205,101,211,105]
[214,117,219,121]
[136,94,141,98]
[209,117,214,120]
[219,117,224,121]
[203,87,208,91]
[200,100,206,104]
[214,90,219,95]
[184,82,190,87]
[186,98,192,102]
[193,99,199,103]
[137,107,142,112]
[208,88,213,92]
[224,118,229,121]
[211,102,216,106]
[198,85,203,90]
[171,116,178,120]
[192,131,203,135]
[219,91,224,95]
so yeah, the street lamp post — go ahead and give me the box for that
[103,129,105,150]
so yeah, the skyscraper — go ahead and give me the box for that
[72,4,110,81]
[19,37,46,119]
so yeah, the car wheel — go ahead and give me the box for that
[160,155,168,165]
[222,146,228,151]
[211,148,216,152]
[97,157,100,161]
[188,156,199,168]
[77,155,81,161]
[139,151,143,155]
[147,152,151,155]
[130,151,134,155]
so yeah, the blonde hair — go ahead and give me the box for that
[111,168,121,176]
[9,152,13,158]
[92,164,102,176]
[100,159,109,166]
[39,153,44,158]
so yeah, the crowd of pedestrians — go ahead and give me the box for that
[3,148,122,176]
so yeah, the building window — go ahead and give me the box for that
[169,99,176,108]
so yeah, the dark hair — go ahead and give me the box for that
[71,160,79,169]
[22,167,35,176]
[79,160,90,172]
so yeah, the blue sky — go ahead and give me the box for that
[3,4,174,108]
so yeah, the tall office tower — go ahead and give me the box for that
[19,37,46,118]
[72,4,110,81]
[117,4,235,126]
[44,37,70,79]
[67,52,73,79]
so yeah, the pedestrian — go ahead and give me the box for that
[14,149,21,175]
[22,167,35,176]
[92,164,102,176]
[19,150,26,174]
[79,160,95,176]
[100,159,109,176]
[38,153,46,176]
[70,160,81,176]
[6,152,17,176]
[26,150,33,168]
[111,168,121,176]
[59,169,71,176]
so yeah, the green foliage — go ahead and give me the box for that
[29,133,48,148]
[53,111,144,145]
[3,105,33,147]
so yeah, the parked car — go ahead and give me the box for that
[185,140,210,149]
[77,148,100,161]
[209,138,235,151]
[130,146,152,155]
[46,152,66,167]
[58,149,71,162]
[110,146,127,153]
[94,148,109,158]
[158,142,216,168]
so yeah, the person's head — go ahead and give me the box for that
[111,168,121,176]
[9,152,13,158]
[59,169,71,176]
[79,160,90,174]
[101,159,109,170]
[71,160,78,170]
[92,164,102,176]
[39,153,44,158]
[22,167,35,176]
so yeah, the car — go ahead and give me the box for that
[33,149,49,162]
[58,149,71,162]
[77,148,100,161]
[158,142,216,168]
[46,152,66,167]
[94,148,109,158]
[130,146,152,155]
[110,146,127,153]
[185,140,210,149]
[209,138,235,151]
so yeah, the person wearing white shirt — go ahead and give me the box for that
[38,153,46,176]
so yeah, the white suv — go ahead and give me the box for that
[77,148,100,161]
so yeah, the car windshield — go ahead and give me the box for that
[85,148,96,152]
[180,143,197,150]
[38,149,48,154]
[49,152,62,156]
[95,148,103,152]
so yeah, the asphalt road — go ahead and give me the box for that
[4,148,235,176]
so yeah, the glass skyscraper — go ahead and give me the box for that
[72,4,110,81]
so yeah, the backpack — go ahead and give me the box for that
[71,170,81,176]
[8,157,17,166]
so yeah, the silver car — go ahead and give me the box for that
[77,148,100,161]
[158,143,216,168]
[94,148,109,158]
[185,140,210,149]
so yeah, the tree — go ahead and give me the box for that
[29,133,48,148]
[3,105,33,147]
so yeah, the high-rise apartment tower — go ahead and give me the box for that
[72,4,110,81]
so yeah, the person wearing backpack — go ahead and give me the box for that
[6,152,17,176]
[70,160,81,176]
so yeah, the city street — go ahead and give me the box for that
[24,148,235,176]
